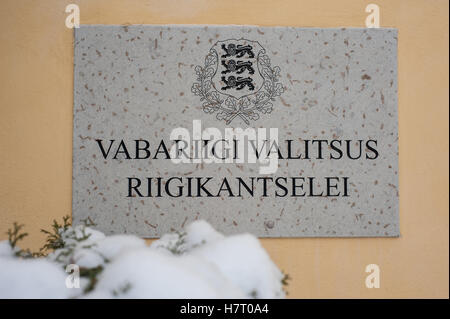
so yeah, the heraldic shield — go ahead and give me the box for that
[212,39,264,99]
[192,38,284,125]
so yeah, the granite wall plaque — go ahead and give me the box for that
[73,25,399,237]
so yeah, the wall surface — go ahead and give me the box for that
[0,0,448,298]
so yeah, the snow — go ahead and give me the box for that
[0,241,14,258]
[72,248,104,268]
[47,225,106,265]
[93,234,147,261]
[0,258,70,299]
[151,220,224,254]
[0,220,286,299]
[190,234,285,298]
[184,220,225,248]
[94,249,244,298]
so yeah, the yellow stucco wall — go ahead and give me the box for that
[0,0,448,298]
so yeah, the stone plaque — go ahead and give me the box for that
[73,25,399,237]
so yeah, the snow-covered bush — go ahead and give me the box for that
[0,217,289,299]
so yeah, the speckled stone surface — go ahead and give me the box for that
[73,25,398,237]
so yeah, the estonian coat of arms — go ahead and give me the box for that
[191,39,284,125]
